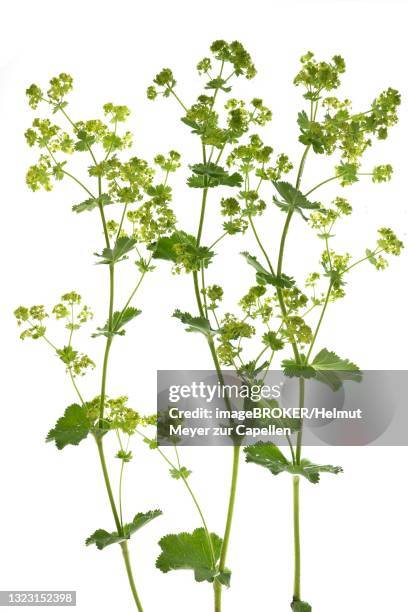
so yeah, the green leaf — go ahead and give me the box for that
[244,442,289,476]
[281,349,361,391]
[241,252,295,288]
[281,357,316,379]
[95,236,137,265]
[46,403,91,450]
[86,509,162,550]
[85,529,125,549]
[365,248,377,266]
[170,466,192,480]
[216,570,232,587]
[74,130,96,151]
[244,443,342,484]
[126,510,162,534]
[312,348,362,391]
[173,310,216,337]
[92,307,141,338]
[156,528,223,583]
[150,231,195,262]
[273,181,320,220]
[150,231,214,271]
[297,459,343,484]
[292,600,312,612]
[336,161,359,185]
[297,110,310,132]
[188,163,243,188]
[205,78,232,93]
[72,193,112,213]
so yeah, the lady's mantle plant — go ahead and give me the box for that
[148,42,403,611]
[15,75,181,611]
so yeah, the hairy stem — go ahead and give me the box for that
[95,436,122,532]
[306,280,333,362]
[174,447,217,568]
[293,475,301,602]
[293,375,305,604]
[193,154,240,611]
[120,541,144,612]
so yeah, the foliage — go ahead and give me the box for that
[148,41,403,610]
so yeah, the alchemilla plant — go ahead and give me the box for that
[16,75,183,610]
[147,41,403,611]
[16,42,403,612]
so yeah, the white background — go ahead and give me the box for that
[1,1,407,611]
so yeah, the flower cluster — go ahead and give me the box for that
[106,396,156,436]
[216,314,256,365]
[52,292,93,330]
[14,292,95,376]
[203,285,224,310]
[14,305,48,340]
[294,52,346,96]
[127,183,177,243]
[294,53,401,176]
[309,196,352,235]
[25,75,180,257]
[57,346,95,377]
[239,285,273,323]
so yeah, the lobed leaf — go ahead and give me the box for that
[86,509,162,550]
[188,163,242,188]
[92,307,141,338]
[244,442,342,484]
[241,252,294,288]
[95,237,137,265]
[156,528,224,584]
[150,231,196,262]
[281,349,361,391]
[173,310,216,337]
[312,348,362,391]
[72,193,112,213]
[273,181,320,220]
[46,403,91,450]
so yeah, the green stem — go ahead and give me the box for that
[208,231,228,251]
[118,458,126,528]
[276,210,301,363]
[213,444,240,612]
[62,169,96,199]
[140,432,216,569]
[192,154,240,611]
[98,176,111,249]
[293,475,301,602]
[296,145,311,190]
[306,281,333,362]
[174,447,216,568]
[169,88,188,112]
[99,337,113,419]
[68,368,84,404]
[304,176,337,197]
[345,248,384,272]
[95,436,122,532]
[98,263,115,421]
[197,188,209,245]
[295,377,305,465]
[219,444,240,570]
[116,203,129,239]
[248,214,275,275]
[293,375,305,604]
[108,264,115,329]
[120,541,144,612]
